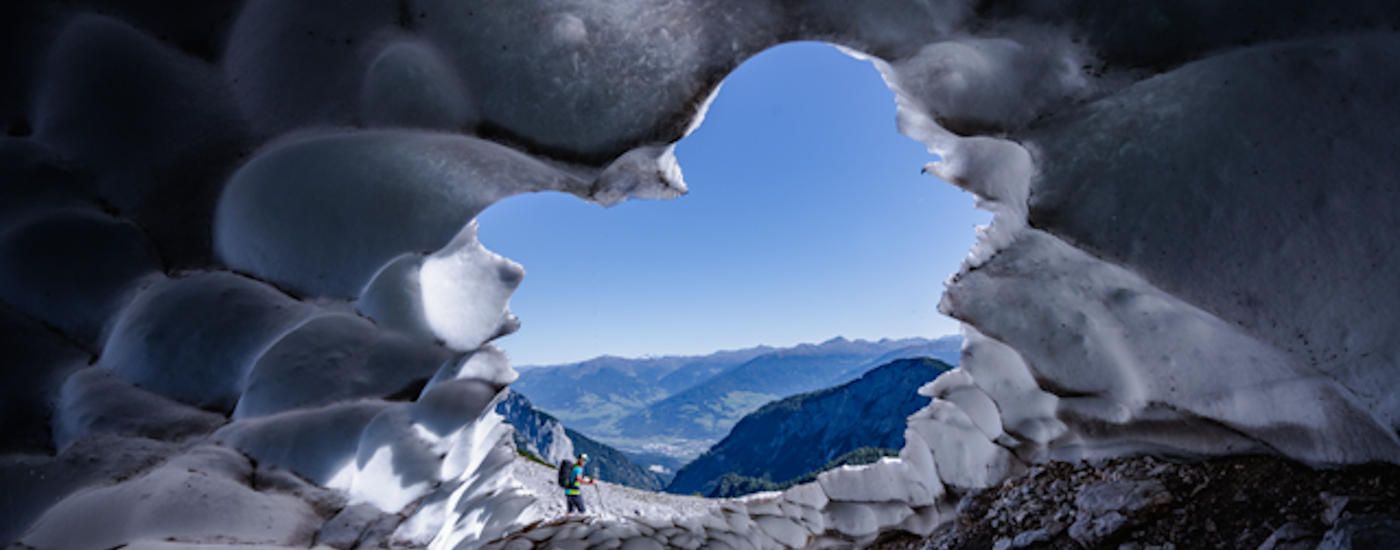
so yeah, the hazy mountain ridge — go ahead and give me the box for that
[611,337,959,453]
[510,346,775,433]
[513,337,960,461]
[666,357,954,496]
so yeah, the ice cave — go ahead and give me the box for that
[3,1,1400,549]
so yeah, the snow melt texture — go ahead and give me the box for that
[2,1,1399,548]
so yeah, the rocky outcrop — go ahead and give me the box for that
[899,455,1400,550]
[496,390,575,467]
[493,390,663,491]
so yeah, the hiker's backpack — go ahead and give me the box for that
[557,459,574,488]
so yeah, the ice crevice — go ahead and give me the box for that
[3,2,1400,549]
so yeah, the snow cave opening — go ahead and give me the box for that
[475,42,988,489]
[11,3,1400,548]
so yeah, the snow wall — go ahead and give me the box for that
[2,1,1399,548]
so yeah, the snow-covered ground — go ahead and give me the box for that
[508,455,721,523]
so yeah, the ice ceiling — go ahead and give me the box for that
[3,1,1399,548]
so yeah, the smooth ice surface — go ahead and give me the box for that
[412,0,759,160]
[0,302,91,454]
[213,400,392,488]
[224,0,400,135]
[357,253,436,341]
[235,313,455,418]
[946,229,1400,464]
[0,435,179,543]
[889,32,1093,133]
[1026,33,1400,439]
[35,14,246,208]
[214,130,584,298]
[54,367,226,451]
[100,272,312,413]
[446,346,520,388]
[360,39,478,131]
[0,209,160,348]
[35,13,249,265]
[19,446,322,549]
[817,458,943,506]
[0,138,97,234]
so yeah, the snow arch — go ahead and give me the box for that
[2,1,1400,548]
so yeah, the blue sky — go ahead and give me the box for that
[477,42,987,366]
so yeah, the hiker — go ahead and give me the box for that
[559,453,596,515]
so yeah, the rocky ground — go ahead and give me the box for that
[875,454,1400,550]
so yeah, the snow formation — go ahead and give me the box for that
[2,1,1399,548]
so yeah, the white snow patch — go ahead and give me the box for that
[420,222,524,351]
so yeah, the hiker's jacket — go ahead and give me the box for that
[565,465,584,496]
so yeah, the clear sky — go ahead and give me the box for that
[477,42,988,366]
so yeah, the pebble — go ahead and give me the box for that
[1011,524,1058,548]
[1257,522,1319,550]
[1069,511,1127,546]
[1320,493,1350,525]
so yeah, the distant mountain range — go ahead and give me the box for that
[666,357,953,497]
[494,390,662,491]
[513,336,961,461]
[510,347,774,435]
